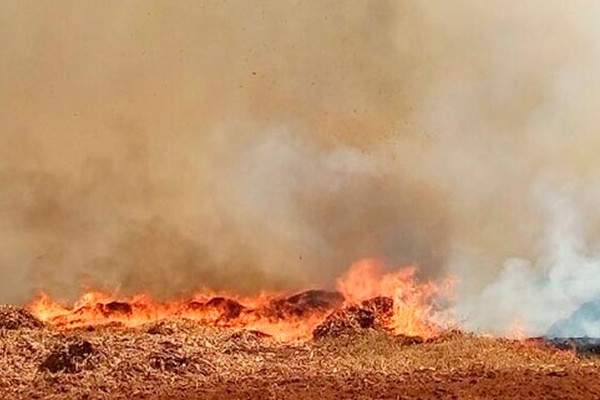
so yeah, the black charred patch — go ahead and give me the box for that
[263,290,345,319]
[545,337,600,356]
[102,301,133,316]
[205,297,245,319]
[40,338,95,373]
[186,297,245,320]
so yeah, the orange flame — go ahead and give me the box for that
[28,259,455,342]
[337,259,455,338]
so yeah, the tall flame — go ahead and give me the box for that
[337,259,455,338]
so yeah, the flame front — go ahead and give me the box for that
[28,259,454,342]
[337,259,455,338]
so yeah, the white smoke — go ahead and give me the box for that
[455,184,600,335]
[404,2,600,336]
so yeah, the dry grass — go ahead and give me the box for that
[0,307,599,399]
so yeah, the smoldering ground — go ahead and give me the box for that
[2,1,600,336]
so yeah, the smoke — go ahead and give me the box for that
[211,130,449,288]
[457,184,600,335]
[406,2,600,336]
[0,0,444,302]
[2,0,600,336]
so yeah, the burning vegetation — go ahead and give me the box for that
[9,258,598,399]
[27,259,454,342]
[5,0,600,398]
[2,257,595,399]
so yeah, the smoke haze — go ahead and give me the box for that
[2,1,600,335]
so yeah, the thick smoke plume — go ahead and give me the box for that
[2,1,600,336]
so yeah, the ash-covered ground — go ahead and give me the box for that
[1,305,600,400]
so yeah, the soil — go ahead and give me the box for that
[1,307,599,399]
[172,370,600,400]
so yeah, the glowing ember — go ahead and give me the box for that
[28,259,454,341]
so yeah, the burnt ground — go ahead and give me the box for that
[1,310,600,399]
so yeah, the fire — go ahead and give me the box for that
[337,259,455,338]
[28,259,454,342]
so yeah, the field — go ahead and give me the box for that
[1,306,600,400]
